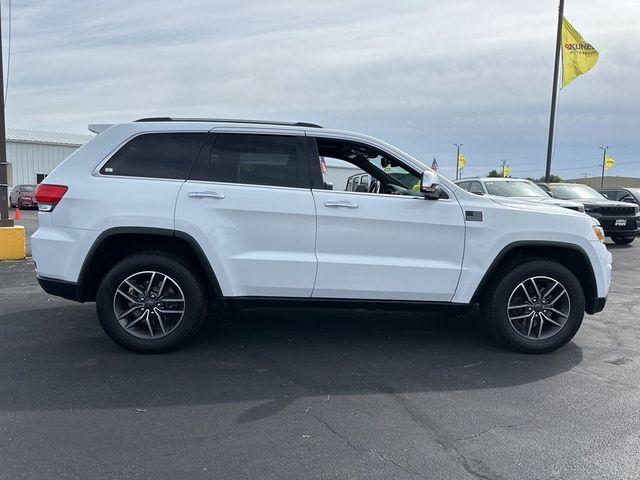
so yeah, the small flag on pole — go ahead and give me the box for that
[319,156,328,174]
[457,153,466,170]
[604,154,615,171]
[503,165,511,177]
[431,158,439,172]
[562,17,599,88]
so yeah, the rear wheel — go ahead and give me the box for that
[481,259,585,353]
[96,253,206,353]
[611,236,635,245]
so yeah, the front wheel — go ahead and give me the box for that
[611,236,635,245]
[96,253,207,353]
[481,260,585,354]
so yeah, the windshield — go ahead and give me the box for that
[549,184,605,200]
[484,180,547,198]
[21,185,36,192]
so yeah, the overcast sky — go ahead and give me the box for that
[4,0,640,179]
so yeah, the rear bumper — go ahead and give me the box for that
[586,296,607,315]
[37,276,83,302]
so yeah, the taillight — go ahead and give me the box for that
[35,184,68,212]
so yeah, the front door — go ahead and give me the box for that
[309,136,465,302]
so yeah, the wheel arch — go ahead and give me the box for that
[470,241,599,314]
[77,227,223,302]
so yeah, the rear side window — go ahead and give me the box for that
[204,134,301,188]
[101,133,206,179]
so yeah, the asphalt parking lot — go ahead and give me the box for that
[1,236,639,479]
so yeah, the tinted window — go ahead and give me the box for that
[469,182,484,194]
[206,134,300,188]
[101,133,206,179]
[456,181,471,191]
[20,185,36,192]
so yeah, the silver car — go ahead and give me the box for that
[454,177,585,212]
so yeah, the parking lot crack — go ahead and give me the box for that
[454,423,526,443]
[308,412,428,479]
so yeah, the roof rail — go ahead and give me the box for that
[134,117,323,128]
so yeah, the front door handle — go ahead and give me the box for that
[188,191,225,199]
[324,201,359,209]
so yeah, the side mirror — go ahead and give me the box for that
[623,197,638,204]
[420,170,442,199]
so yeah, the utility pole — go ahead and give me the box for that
[599,146,608,188]
[0,3,12,227]
[453,143,462,180]
[544,0,565,183]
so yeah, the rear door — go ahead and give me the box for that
[308,136,465,302]
[175,129,317,298]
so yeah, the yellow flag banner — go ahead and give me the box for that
[503,165,511,177]
[457,153,466,169]
[562,17,599,87]
[604,154,615,171]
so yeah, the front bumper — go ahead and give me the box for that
[588,213,640,237]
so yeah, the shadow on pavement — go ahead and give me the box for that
[0,305,582,421]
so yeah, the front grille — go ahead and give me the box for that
[601,206,636,216]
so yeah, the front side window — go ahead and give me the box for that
[101,133,206,179]
[207,134,300,188]
[456,181,471,191]
[314,137,421,195]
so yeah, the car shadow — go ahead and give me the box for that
[0,305,583,422]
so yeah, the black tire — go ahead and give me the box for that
[481,259,585,354]
[96,253,206,353]
[17,198,23,209]
[611,236,635,245]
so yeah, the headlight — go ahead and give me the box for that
[593,225,605,242]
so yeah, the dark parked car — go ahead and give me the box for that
[9,184,38,209]
[598,187,640,205]
[544,183,640,245]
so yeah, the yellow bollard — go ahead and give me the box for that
[0,225,26,260]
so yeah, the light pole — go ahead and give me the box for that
[599,146,608,188]
[453,143,462,180]
[0,3,12,227]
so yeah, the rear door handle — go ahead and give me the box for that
[188,191,225,199]
[324,201,359,209]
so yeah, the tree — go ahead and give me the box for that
[526,174,563,183]
[487,169,501,178]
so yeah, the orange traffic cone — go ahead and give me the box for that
[14,208,21,220]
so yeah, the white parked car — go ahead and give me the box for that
[32,118,611,354]
[454,177,585,212]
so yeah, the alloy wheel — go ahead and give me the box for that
[112,271,186,340]
[506,276,571,341]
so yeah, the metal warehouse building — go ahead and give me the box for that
[6,129,92,188]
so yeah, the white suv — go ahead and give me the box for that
[32,118,612,354]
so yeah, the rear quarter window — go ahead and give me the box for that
[100,133,206,180]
